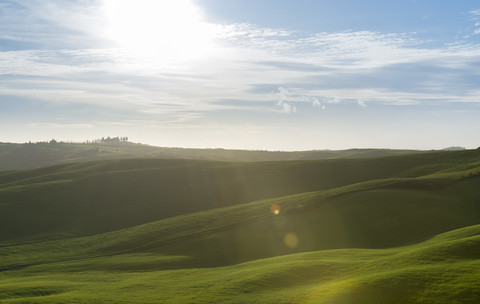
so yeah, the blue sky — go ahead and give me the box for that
[1,0,480,150]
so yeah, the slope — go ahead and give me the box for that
[1,165,480,270]
[0,141,428,171]
[1,183,480,303]
[1,149,480,242]
[1,149,480,303]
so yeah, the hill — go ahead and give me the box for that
[1,149,480,303]
[0,141,427,171]
[2,149,480,241]
[2,225,479,303]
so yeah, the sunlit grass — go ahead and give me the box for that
[1,225,479,303]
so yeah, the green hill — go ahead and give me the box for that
[0,141,427,171]
[2,225,478,303]
[1,149,480,241]
[1,149,480,303]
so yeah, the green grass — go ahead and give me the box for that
[2,149,480,241]
[1,225,479,303]
[1,149,480,303]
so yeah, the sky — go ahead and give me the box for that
[1,0,480,151]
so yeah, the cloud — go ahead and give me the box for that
[468,9,480,35]
[275,86,324,113]
[97,116,201,129]
[217,23,293,40]
[470,9,480,16]
[1,1,480,128]
[3,27,480,116]
[281,102,296,114]
[27,122,94,129]
[276,87,296,113]
[0,0,107,49]
[274,87,342,112]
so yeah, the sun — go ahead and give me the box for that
[102,0,215,61]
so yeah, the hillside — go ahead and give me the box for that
[0,141,427,171]
[2,149,480,241]
[2,225,479,303]
[1,149,480,303]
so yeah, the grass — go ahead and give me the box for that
[1,149,480,303]
[1,225,479,303]
[2,149,480,241]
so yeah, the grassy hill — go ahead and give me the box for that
[2,225,479,303]
[1,149,480,303]
[0,141,427,171]
[1,149,480,241]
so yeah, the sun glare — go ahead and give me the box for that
[103,0,215,61]
[270,204,281,215]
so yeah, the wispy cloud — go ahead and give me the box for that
[470,9,480,16]
[1,1,480,132]
[469,9,480,36]
[0,1,106,50]
[27,122,94,129]
[217,23,293,40]
[273,87,342,113]
[357,100,367,108]
[276,87,296,114]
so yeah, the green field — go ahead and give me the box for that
[1,149,480,303]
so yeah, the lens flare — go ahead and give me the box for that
[270,204,280,215]
[284,233,298,248]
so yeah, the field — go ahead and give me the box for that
[1,149,480,303]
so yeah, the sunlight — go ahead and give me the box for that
[102,0,216,61]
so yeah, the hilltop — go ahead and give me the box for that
[0,140,427,171]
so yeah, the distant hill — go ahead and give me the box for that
[442,146,466,151]
[0,141,429,171]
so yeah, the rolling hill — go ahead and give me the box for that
[0,141,428,171]
[1,149,480,303]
